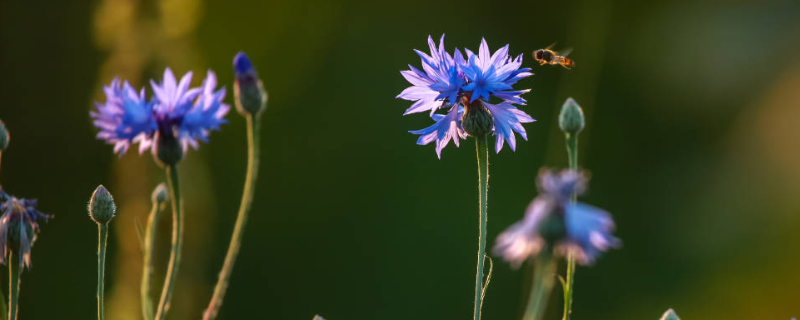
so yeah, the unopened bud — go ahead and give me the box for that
[89,185,116,224]
[0,120,9,151]
[151,183,169,204]
[659,309,680,320]
[233,52,268,116]
[558,98,585,135]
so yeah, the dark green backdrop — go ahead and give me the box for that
[1,0,799,319]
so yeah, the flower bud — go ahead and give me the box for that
[0,120,9,151]
[153,130,184,167]
[151,183,169,204]
[659,309,680,320]
[558,97,585,135]
[462,99,494,137]
[233,52,268,116]
[88,185,116,224]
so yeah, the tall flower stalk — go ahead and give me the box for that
[88,185,117,320]
[141,184,168,320]
[91,67,230,320]
[559,98,585,320]
[203,52,267,320]
[473,135,489,319]
[156,165,183,320]
[398,35,534,320]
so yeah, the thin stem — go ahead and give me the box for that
[97,224,109,320]
[0,152,5,320]
[203,115,261,320]
[562,133,579,320]
[523,253,556,320]
[154,165,183,320]
[141,197,165,320]
[473,135,489,320]
[7,251,20,320]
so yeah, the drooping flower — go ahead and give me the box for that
[397,35,534,158]
[91,68,230,160]
[0,189,50,269]
[493,169,620,267]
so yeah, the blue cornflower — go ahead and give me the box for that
[462,39,532,104]
[398,35,534,158]
[493,169,620,268]
[92,68,230,157]
[397,35,467,115]
[91,79,158,154]
[0,190,50,269]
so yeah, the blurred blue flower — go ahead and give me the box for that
[493,169,620,267]
[0,189,50,269]
[92,68,230,155]
[91,79,157,154]
[397,35,533,157]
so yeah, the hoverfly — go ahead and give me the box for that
[533,45,574,69]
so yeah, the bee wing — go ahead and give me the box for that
[544,42,557,50]
[558,48,573,57]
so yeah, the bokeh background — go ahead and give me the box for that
[1,0,799,319]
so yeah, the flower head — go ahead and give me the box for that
[233,52,268,115]
[92,68,230,160]
[398,35,534,158]
[0,189,50,269]
[493,169,619,267]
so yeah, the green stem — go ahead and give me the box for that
[523,252,556,320]
[97,224,109,320]
[154,165,183,320]
[203,115,261,320]
[473,135,490,320]
[562,133,578,320]
[0,152,6,320]
[7,251,20,320]
[141,196,165,320]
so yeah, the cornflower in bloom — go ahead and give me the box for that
[397,35,534,158]
[493,169,620,268]
[0,190,50,268]
[91,68,230,163]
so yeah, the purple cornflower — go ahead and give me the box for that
[493,169,620,268]
[92,68,230,158]
[0,189,50,269]
[397,35,534,158]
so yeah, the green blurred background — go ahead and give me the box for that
[1,0,799,319]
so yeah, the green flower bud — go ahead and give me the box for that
[89,185,116,224]
[559,97,585,135]
[151,183,169,204]
[659,309,680,320]
[0,120,9,151]
[154,130,184,167]
[234,52,268,116]
[462,99,494,137]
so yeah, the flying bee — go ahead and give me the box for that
[533,45,574,69]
